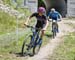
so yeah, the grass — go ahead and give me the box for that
[0,1,32,60]
[0,7,31,52]
[17,8,31,16]
[0,10,16,35]
[0,7,31,35]
[2,0,11,5]
[0,31,29,60]
[49,32,75,60]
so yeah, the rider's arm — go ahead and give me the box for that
[58,12,62,21]
[48,12,52,22]
[45,15,49,25]
[25,13,37,25]
[47,12,51,19]
[24,17,30,25]
[60,14,62,21]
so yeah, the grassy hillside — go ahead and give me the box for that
[3,0,11,5]
[0,10,16,34]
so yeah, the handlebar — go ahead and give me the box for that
[48,19,61,22]
[24,24,41,31]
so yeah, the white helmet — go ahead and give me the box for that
[51,8,55,12]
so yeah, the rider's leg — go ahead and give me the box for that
[56,23,59,33]
[41,30,45,39]
[52,23,54,32]
[28,29,37,48]
[41,21,49,39]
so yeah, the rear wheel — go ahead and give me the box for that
[33,39,42,55]
[53,30,56,38]
[52,26,57,38]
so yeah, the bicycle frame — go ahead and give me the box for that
[29,26,42,47]
[52,22,58,38]
[21,25,43,56]
[52,22,57,31]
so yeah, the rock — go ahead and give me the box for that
[0,4,25,18]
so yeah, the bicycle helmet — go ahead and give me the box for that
[38,7,46,13]
[51,8,55,12]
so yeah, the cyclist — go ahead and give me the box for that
[47,8,62,32]
[24,7,48,40]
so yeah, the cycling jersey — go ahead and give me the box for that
[30,13,47,29]
[48,11,61,21]
[30,13,47,24]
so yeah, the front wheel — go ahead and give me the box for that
[21,35,31,56]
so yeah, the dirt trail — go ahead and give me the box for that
[26,20,75,60]
[1,19,74,60]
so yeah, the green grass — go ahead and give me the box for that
[0,33,28,60]
[0,33,27,53]
[17,8,31,16]
[3,0,11,5]
[0,10,16,35]
[49,32,75,60]
[0,8,32,53]
[0,2,33,59]
[0,8,31,35]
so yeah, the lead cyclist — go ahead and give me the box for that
[24,7,49,41]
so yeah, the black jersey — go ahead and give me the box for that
[30,13,47,24]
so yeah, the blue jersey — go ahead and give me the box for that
[48,11,61,20]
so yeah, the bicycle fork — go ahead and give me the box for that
[26,32,37,50]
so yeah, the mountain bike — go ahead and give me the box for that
[49,19,60,38]
[52,20,58,38]
[21,25,42,56]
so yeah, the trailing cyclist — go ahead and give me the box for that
[47,8,62,33]
[24,7,48,41]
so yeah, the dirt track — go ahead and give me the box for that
[26,20,75,60]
